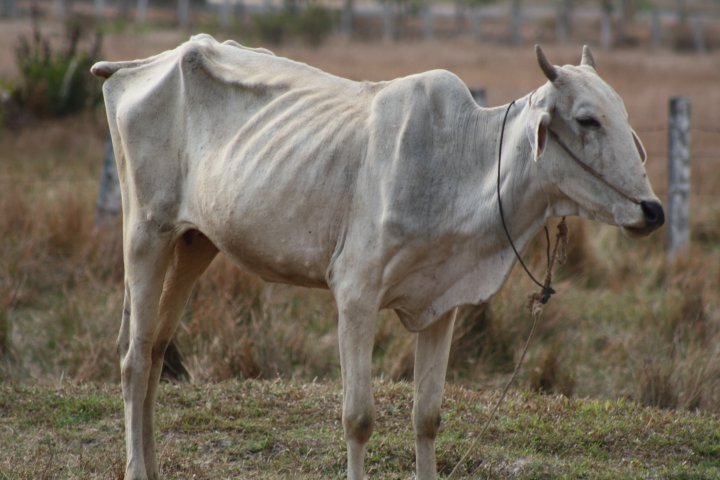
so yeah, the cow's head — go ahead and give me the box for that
[526,45,664,237]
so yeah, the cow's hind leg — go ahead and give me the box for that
[413,309,456,480]
[121,222,174,480]
[142,230,218,478]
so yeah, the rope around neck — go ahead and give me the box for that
[496,100,557,304]
[447,101,569,478]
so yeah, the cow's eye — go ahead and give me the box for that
[576,116,601,129]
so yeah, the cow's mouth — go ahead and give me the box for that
[621,224,659,238]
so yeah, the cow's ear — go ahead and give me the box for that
[527,110,551,162]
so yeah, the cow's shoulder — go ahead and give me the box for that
[397,69,470,99]
[371,69,474,121]
[416,69,470,95]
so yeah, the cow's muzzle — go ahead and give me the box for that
[623,200,665,237]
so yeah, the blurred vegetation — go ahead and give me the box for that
[253,3,335,46]
[4,10,103,125]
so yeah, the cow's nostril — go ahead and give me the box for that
[640,200,665,228]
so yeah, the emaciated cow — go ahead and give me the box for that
[91,36,664,480]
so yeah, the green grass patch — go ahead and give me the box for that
[1,380,719,479]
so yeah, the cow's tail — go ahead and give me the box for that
[90,58,156,79]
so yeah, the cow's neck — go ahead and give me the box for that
[396,93,576,331]
[471,95,558,258]
[438,96,564,312]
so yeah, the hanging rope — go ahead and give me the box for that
[448,219,567,479]
[448,100,569,478]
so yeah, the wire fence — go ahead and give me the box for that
[636,126,720,135]
[3,0,720,52]
[0,175,97,185]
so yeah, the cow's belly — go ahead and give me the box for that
[191,146,357,289]
[196,193,341,288]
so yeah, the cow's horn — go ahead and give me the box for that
[535,45,558,82]
[581,45,596,69]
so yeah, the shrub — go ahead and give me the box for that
[253,4,335,46]
[296,4,335,46]
[253,10,291,45]
[12,12,103,120]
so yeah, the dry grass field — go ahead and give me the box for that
[1,13,720,478]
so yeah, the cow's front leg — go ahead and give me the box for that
[338,300,376,480]
[413,309,457,480]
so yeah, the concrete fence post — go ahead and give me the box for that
[651,8,662,48]
[382,2,395,42]
[1,0,17,18]
[509,0,522,44]
[601,8,613,49]
[96,139,122,226]
[422,3,434,40]
[469,87,486,107]
[556,0,573,43]
[219,0,233,27]
[691,15,706,53]
[94,0,105,19]
[178,0,190,27]
[667,97,691,261]
[136,0,148,23]
[341,0,354,36]
[54,0,66,18]
[469,7,482,41]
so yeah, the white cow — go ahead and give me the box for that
[91,35,664,480]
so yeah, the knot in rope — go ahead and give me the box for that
[538,217,569,304]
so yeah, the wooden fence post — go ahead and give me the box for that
[667,96,691,261]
